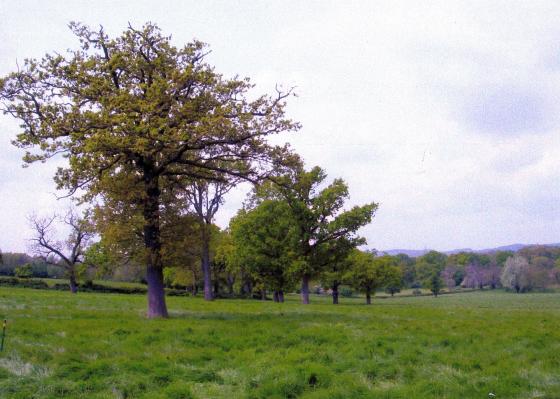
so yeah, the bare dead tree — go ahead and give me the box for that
[28,209,94,293]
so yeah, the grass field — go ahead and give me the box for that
[0,288,558,398]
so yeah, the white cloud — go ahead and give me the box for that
[1,1,560,252]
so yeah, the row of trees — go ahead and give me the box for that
[404,247,560,294]
[0,22,303,317]
[2,22,558,316]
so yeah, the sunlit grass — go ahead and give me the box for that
[0,288,559,398]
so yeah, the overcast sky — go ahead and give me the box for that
[1,1,560,253]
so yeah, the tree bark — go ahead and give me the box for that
[213,279,220,298]
[226,274,234,296]
[143,168,168,318]
[273,290,279,302]
[68,269,78,294]
[261,289,266,301]
[200,223,213,301]
[278,290,284,303]
[301,274,310,304]
[332,282,339,305]
[366,289,372,305]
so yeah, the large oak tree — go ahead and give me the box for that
[0,22,299,317]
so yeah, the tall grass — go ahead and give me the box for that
[0,288,558,398]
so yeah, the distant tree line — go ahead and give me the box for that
[0,252,65,278]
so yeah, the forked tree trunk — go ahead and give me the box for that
[143,169,168,318]
[278,290,284,303]
[301,274,310,304]
[200,224,213,301]
[68,269,78,294]
[366,288,372,305]
[332,281,339,305]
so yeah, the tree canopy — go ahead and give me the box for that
[0,22,299,317]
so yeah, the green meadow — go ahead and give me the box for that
[0,288,559,398]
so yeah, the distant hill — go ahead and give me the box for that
[381,249,432,257]
[381,243,560,257]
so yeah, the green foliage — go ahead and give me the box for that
[252,166,377,297]
[346,251,400,300]
[230,200,297,294]
[83,242,113,278]
[394,253,416,287]
[415,250,447,283]
[1,288,560,398]
[0,22,299,315]
[494,250,515,266]
[14,263,33,279]
[428,272,443,297]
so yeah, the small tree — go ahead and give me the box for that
[29,209,94,293]
[484,265,502,289]
[428,272,443,297]
[230,200,297,302]
[14,263,33,278]
[500,255,529,293]
[181,180,240,301]
[441,266,458,290]
[346,251,397,304]
[384,261,403,296]
[415,250,446,283]
[321,247,356,304]
[462,263,486,289]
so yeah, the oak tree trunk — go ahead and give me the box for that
[301,274,310,304]
[332,282,339,305]
[68,270,78,294]
[200,224,213,301]
[226,274,235,296]
[213,279,220,298]
[143,168,168,318]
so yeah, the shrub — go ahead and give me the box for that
[0,276,48,289]
[340,287,353,297]
[14,263,33,278]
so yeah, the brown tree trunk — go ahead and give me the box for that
[143,168,168,318]
[200,223,213,301]
[226,274,234,296]
[332,282,339,304]
[213,279,219,298]
[301,274,310,304]
[68,269,78,294]
[278,290,284,303]
[366,288,372,305]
